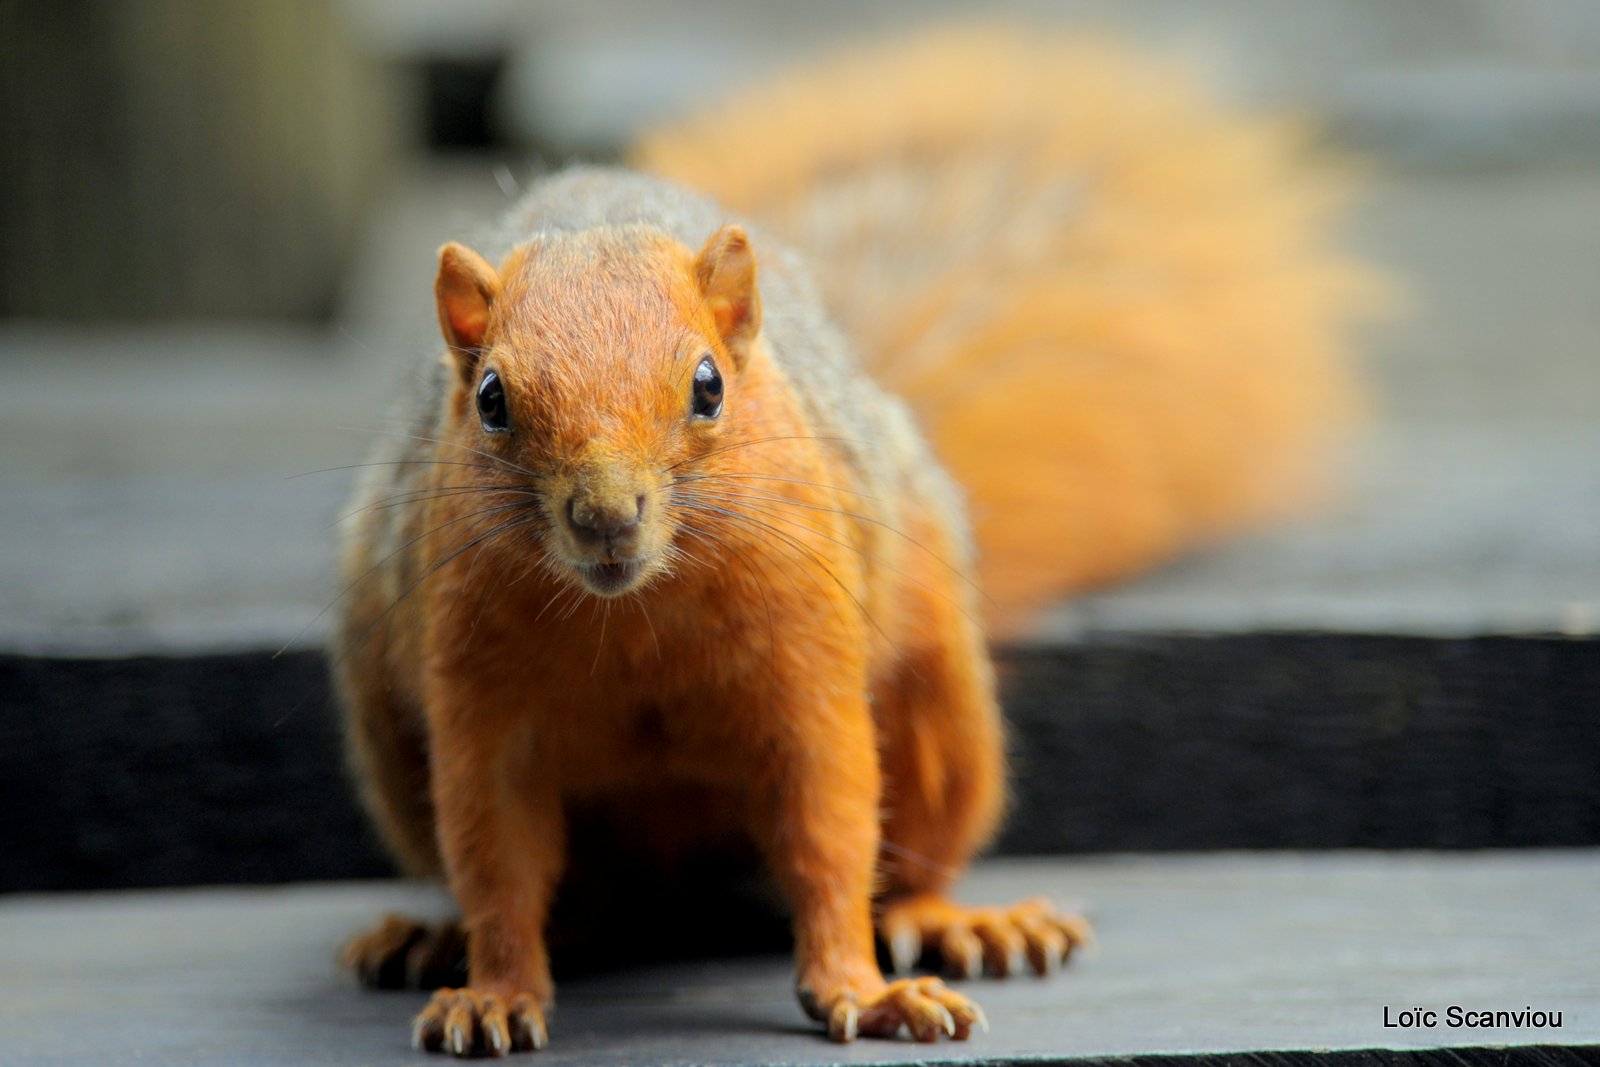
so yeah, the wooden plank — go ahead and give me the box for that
[3,636,1598,892]
[2,854,1596,1064]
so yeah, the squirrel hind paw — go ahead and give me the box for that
[340,914,467,991]
[879,895,1091,979]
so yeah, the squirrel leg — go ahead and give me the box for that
[753,689,984,1043]
[411,691,563,1057]
[333,615,441,878]
[873,545,1091,979]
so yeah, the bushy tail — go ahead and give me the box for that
[634,25,1378,637]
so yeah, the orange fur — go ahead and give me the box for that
[635,25,1379,635]
[335,192,1006,1050]
[334,26,1372,1056]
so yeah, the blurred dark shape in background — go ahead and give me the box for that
[422,56,503,151]
[0,1,403,321]
[9,0,1600,327]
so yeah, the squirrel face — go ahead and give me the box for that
[433,223,761,600]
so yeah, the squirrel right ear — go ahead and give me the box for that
[435,242,501,379]
[694,225,762,370]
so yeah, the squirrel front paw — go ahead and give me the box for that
[411,987,548,1057]
[801,975,987,1043]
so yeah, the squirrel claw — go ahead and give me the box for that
[412,988,548,1057]
[824,977,982,1043]
[880,895,1092,979]
[827,997,859,1042]
[884,918,922,974]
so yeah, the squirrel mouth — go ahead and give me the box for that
[579,559,643,596]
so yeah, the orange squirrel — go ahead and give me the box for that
[332,28,1369,1056]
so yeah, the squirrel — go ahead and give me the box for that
[332,26,1370,1057]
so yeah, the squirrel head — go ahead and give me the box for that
[432,222,763,600]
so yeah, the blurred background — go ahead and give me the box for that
[1,0,1597,891]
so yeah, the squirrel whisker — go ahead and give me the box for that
[287,457,509,481]
[671,470,882,503]
[662,432,861,473]
[331,501,545,662]
[672,485,981,626]
[363,426,545,482]
[670,498,890,649]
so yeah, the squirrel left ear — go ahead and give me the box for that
[694,225,762,369]
[436,241,501,383]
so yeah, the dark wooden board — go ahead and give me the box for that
[3,634,1598,892]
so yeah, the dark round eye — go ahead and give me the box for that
[691,355,723,420]
[477,368,509,433]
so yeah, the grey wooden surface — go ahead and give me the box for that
[3,161,1600,653]
[4,853,1596,1066]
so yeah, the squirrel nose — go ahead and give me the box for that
[567,494,644,548]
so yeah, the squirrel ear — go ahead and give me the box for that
[435,242,501,380]
[694,224,762,369]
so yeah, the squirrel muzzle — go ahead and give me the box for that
[552,449,662,597]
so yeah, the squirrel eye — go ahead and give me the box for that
[691,355,723,420]
[477,368,509,433]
